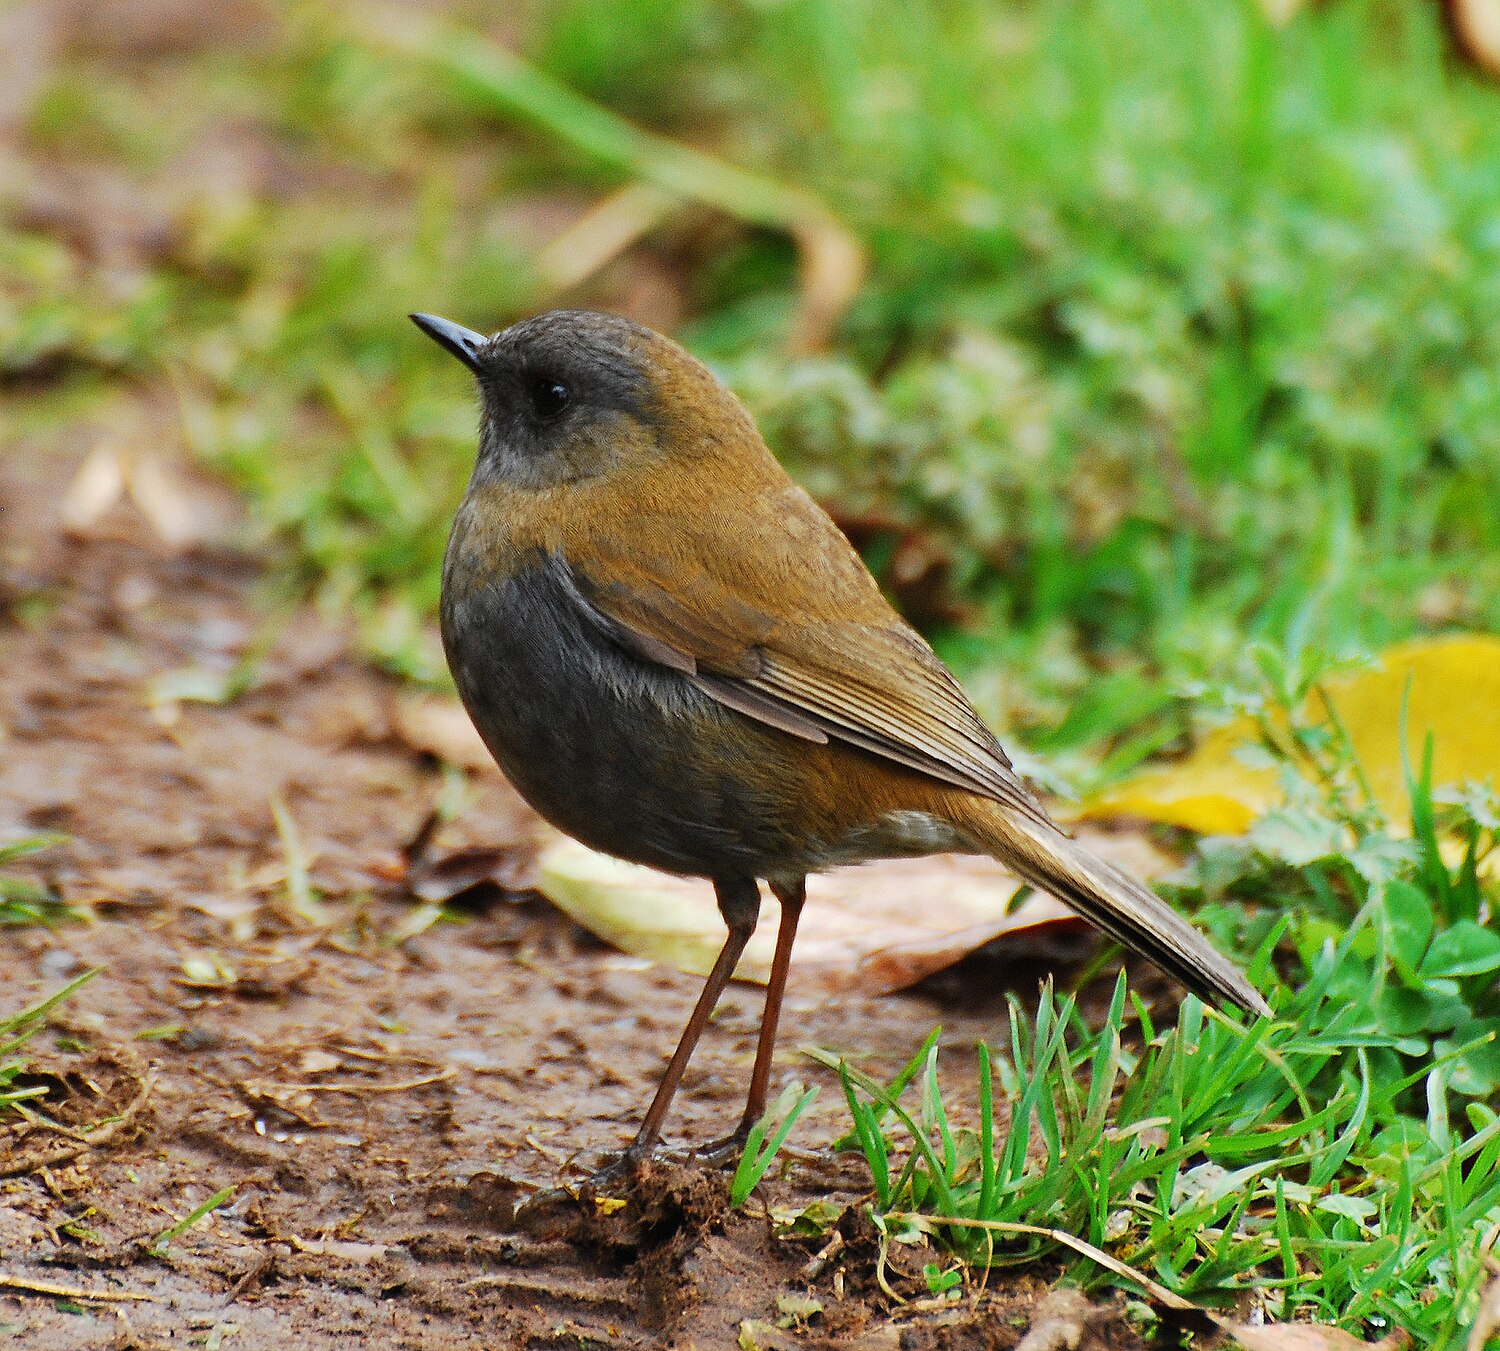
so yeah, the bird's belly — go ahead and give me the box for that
[441,560,811,879]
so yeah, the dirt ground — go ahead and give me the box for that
[0,411,1182,1351]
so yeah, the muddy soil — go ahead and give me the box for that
[0,434,1165,1349]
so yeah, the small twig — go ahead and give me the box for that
[801,1229,845,1281]
[222,1251,274,1310]
[885,1214,1198,1312]
[330,1045,443,1067]
[291,1067,456,1094]
[0,1271,154,1303]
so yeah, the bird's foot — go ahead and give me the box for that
[579,1144,656,1196]
[510,1144,652,1233]
[682,1122,752,1167]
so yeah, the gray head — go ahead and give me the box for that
[412,309,675,490]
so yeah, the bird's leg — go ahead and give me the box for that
[692,875,806,1165]
[611,875,761,1174]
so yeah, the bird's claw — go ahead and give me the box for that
[683,1124,751,1167]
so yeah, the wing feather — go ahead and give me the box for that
[560,526,1054,832]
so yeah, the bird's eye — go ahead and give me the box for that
[528,378,571,419]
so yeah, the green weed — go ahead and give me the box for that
[730,1081,820,1206]
[795,668,1500,1343]
[8,0,1500,740]
[1,971,100,1119]
[0,836,82,928]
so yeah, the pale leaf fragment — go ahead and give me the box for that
[536,829,1165,994]
[60,444,127,534]
[1225,1322,1408,1351]
[1449,0,1500,78]
[286,1236,390,1262]
[392,694,494,773]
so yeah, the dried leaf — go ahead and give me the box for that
[1080,636,1500,835]
[297,1049,342,1075]
[391,694,495,772]
[1224,1322,1408,1351]
[536,830,1165,994]
[535,182,679,294]
[1448,0,1500,78]
[60,445,127,535]
[60,445,229,548]
[126,455,207,549]
[285,1236,390,1262]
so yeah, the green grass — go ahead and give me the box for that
[814,973,1494,1343]
[0,835,82,928]
[8,0,1500,743]
[751,668,1500,1344]
[1,971,99,1119]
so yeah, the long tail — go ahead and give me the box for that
[962,801,1273,1019]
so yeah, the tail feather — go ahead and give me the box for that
[968,805,1272,1019]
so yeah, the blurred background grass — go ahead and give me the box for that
[6,0,1500,785]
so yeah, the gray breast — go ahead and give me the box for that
[439,552,798,879]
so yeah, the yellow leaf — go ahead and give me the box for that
[1080,635,1500,834]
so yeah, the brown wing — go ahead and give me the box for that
[559,481,1054,832]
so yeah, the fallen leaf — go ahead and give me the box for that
[297,1049,342,1076]
[1079,636,1500,835]
[738,1320,799,1351]
[1224,1322,1408,1351]
[1447,0,1500,78]
[126,455,208,549]
[391,694,495,773]
[60,444,128,535]
[536,829,1166,995]
[176,952,237,988]
[774,1292,824,1323]
[60,444,231,549]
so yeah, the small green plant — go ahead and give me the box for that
[819,969,1495,1345]
[1,970,99,1118]
[1184,649,1500,1110]
[0,835,82,927]
[814,665,1500,1344]
[731,1081,819,1206]
[150,1184,237,1256]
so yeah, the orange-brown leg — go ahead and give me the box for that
[694,875,806,1162]
[616,876,760,1169]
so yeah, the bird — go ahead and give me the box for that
[411,307,1271,1174]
